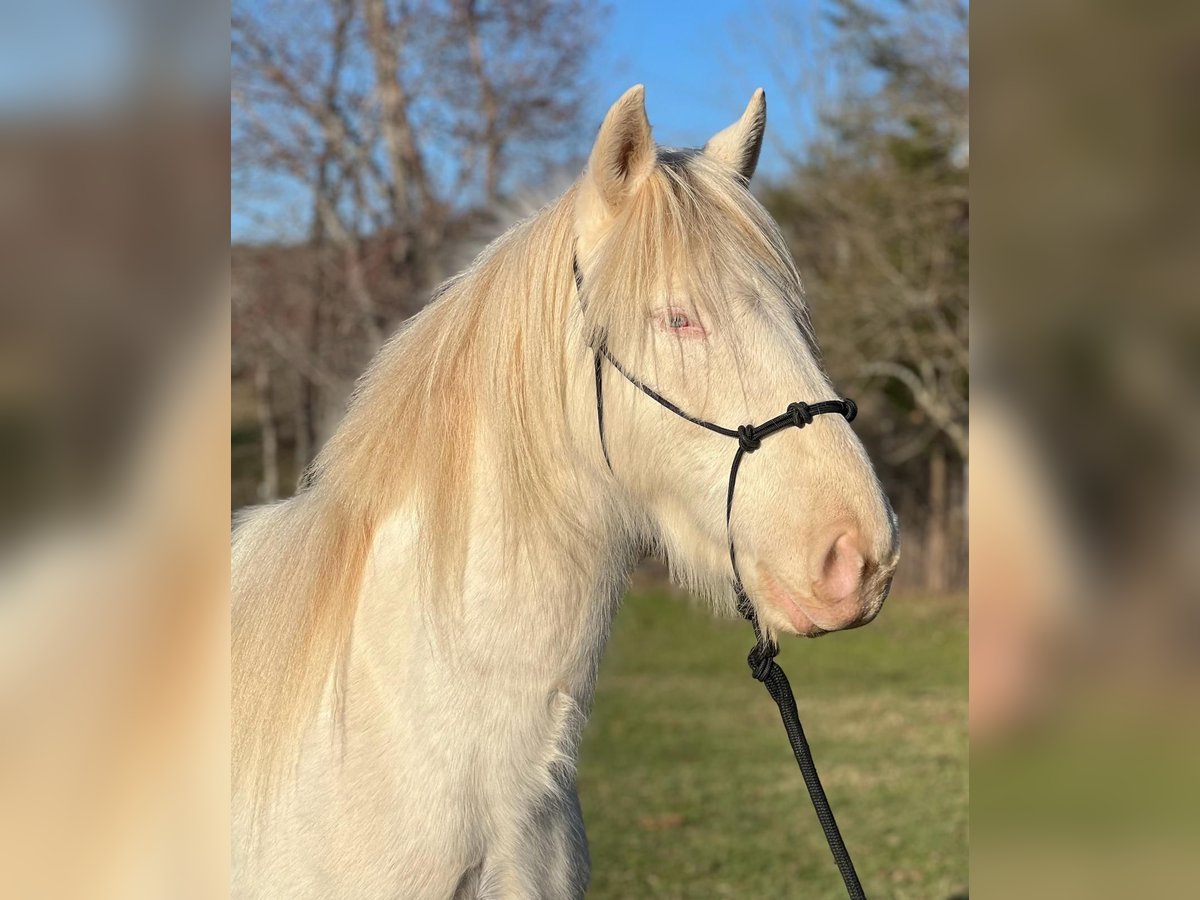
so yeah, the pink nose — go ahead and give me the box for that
[812,532,865,607]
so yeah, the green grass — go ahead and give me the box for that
[577,587,967,899]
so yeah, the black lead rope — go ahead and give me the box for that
[576,257,867,899]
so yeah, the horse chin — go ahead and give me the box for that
[763,590,829,638]
[750,567,863,637]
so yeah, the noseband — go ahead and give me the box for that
[574,256,867,899]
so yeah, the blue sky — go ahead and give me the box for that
[586,0,817,163]
[0,1,225,117]
[230,0,834,242]
[0,0,838,241]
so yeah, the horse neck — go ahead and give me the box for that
[348,284,637,740]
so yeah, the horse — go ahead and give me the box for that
[232,85,900,898]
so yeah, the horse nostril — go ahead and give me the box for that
[813,532,865,605]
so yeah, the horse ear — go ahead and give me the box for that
[704,88,767,183]
[584,85,655,213]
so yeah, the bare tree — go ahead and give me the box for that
[415,0,598,203]
[362,0,440,237]
[232,0,603,497]
[760,0,969,591]
[254,359,281,501]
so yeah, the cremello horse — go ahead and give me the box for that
[233,86,899,898]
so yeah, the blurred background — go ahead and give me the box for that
[1,0,230,897]
[971,1,1200,896]
[1,0,1197,896]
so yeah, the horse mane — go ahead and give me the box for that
[232,152,806,807]
[232,187,583,807]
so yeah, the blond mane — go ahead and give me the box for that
[232,152,807,807]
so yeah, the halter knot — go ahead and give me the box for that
[842,398,858,422]
[737,424,762,453]
[747,640,779,682]
[788,402,814,428]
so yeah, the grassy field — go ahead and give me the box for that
[577,586,967,899]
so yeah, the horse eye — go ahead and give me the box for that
[656,308,704,337]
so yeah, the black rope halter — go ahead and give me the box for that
[575,255,868,899]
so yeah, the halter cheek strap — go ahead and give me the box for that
[574,254,868,899]
[574,256,857,629]
[596,343,856,626]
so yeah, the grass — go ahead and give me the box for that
[577,586,967,899]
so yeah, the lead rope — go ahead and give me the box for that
[576,257,867,899]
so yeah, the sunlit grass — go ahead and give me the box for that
[578,588,967,899]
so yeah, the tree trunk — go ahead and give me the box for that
[362,0,437,224]
[458,0,501,204]
[925,441,948,594]
[316,376,354,449]
[294,370,314,487]
[255,359,280,502]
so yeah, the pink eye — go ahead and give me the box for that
[657,308,705,337]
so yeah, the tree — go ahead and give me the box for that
[232,0,603,485]
[761,0,969,590]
